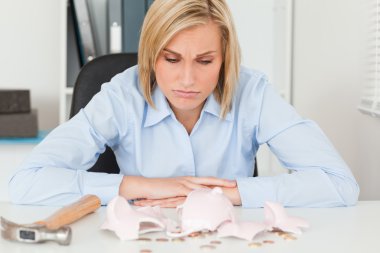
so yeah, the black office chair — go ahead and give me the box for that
[70,53,138,173]
[70,52,258,176]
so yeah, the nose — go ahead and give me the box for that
[180,62,195,88]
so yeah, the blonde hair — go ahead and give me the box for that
[138,0,241,118]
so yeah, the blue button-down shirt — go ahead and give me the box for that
[8,66,359,207]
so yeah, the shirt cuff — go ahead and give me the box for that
[236,177,277,208]
[81,171,124,205]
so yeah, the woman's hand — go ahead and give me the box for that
[133,196,187,208]
[221,186,242,206]
[131,184,242,208]
[119,175,236,202]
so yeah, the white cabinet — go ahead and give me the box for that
[59,87,73,123]
[59,0,75,123]
[59,0,108,123]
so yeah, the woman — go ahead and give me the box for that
[9,0,359,208]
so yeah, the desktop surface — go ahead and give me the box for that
[0,201,379,253]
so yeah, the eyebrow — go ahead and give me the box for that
[163,48,216,57]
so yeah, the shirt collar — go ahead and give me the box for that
[144,88,233,128]
[144,86,172,127]
[203,92,233,122]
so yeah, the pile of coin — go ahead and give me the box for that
[137,228,299,252]
[171,237,186,242]
[137,237,152,242]
[248,242,262,248]
[155,237,169,242]
[272,230,298,241]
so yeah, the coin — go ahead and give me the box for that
[248,242,262,248]
[200,244,216,251]
[198,234,206,239]
[284,235,297,241]
[210,240,222,244]
[278,232,291,238]
[156,237,169,242]
[137,237,152,241]
[188,231,201,238]
[201,230,213,236]
[263,240,275,244]
[140,249,152,253]
[171,237,186,242]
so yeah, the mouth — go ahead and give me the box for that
[172,90,200,99]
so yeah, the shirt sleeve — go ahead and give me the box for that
[236,77,360,208]
[8,79,127,206]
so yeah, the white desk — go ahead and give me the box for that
[0,201,379,253]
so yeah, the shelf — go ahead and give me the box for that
[65,87,73,95]
[0,130,50,145]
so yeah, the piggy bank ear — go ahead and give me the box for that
[103,196,131,225]
[102,196,133,230]
[264,201,310,235]
[113,196,133,219]
[264,202,276,225]
[211,187,223,194]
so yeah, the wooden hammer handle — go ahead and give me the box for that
[36,195,101,230]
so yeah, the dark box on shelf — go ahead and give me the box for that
[0,89,31,113]
[0,109,38,137]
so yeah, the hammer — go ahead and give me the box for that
[1,194,101,245]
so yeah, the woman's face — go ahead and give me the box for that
[155,21,223,117]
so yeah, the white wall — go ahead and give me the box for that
[228,0,293,176]
[227,0,275,80]
[293,0,380,200]
[0,0,65,129]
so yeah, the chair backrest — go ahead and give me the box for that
[70,53,138,173]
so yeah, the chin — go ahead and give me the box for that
[170,99,203,112]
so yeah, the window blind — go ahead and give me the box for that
[359,0,380,117]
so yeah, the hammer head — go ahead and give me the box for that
[1,217,72,245]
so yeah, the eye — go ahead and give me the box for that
[165,58,179,63]
[198,60,212,65]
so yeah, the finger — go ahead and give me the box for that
[187,177,236,188]
[134,196,185,207]
[134,198,179,207]
[182,181,210,190]
[133,199,155,206]
[153,196,186,208]
[176,184,194,196]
